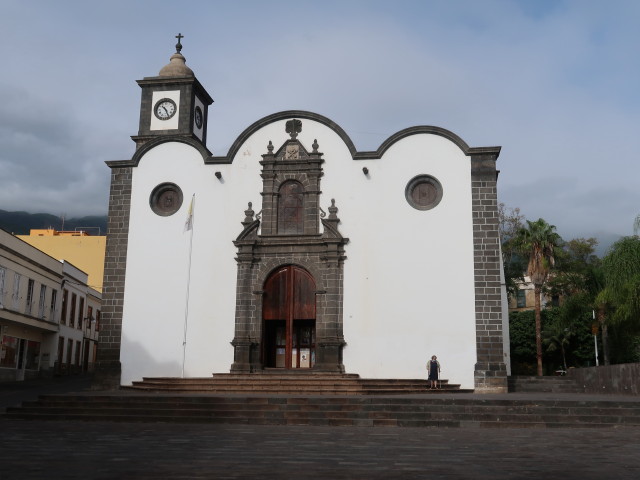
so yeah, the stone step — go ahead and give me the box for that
[14,397,640,417]
[5,394,640,428]
[211,372,361,379]
[16,395,640,413]
[7,408,640,428]
[126,375,460,395]
[508,376,583,393]
[137,375,447,384]
[16,395,640,415]
[123,387,467,396]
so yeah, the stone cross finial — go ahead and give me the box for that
[175,33,184,53]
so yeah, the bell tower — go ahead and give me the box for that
[132,33,213,150]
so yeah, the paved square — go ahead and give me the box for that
[1,419,639,479]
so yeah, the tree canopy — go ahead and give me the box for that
[600,236,640,327]
[501,206,640,371]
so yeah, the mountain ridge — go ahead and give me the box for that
[0,210,108,236]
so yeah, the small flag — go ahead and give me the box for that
[184,195,194,232]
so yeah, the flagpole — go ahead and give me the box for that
[182,194,195,378]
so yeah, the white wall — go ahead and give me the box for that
[328,134,477,388]
[121,119,478,388]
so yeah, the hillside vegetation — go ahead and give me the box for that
[0,210,107,236]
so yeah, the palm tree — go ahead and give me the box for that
[593,286,613,365]
[543,321,572,373]
[512,218,562,376]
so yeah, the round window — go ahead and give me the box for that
[150,183,183,216]
[405,175,443,211]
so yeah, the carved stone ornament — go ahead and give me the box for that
[242,202,255,226]
[231,128,348,374]
[285,144,300,159]
[149,182,183,216]
[285,119,302,139]
[405,175,443,211]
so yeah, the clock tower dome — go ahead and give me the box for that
[132,34,213,150]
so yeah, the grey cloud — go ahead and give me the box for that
[0,83,110,216]
[0,0,638,241]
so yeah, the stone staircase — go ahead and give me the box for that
[5,394,640,428]
[508,375,584,393]
[5,374,639,428]
[124,374,468,395]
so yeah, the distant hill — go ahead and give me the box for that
[0,210,108,236]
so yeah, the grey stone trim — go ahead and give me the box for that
[207,110,502,164]
[106,135,212,168]
[230,247,347,373]
[258,138,324,237]
[231,133,348,373]
[136,75,214,105]
[470,152,508,393]
[93,166,132,389]
[112,110,501,170]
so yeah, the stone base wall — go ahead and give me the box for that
[91,361,122,391]
[568,363,640,395]
[474,362,508,393]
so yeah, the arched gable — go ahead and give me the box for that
[106,110,501,169]
[206,110,501,164]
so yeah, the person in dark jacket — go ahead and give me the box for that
[427,355,441,389]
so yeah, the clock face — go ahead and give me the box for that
[154,98,177,120]
[194,106,203,129]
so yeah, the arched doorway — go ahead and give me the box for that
[231,127,347,374]
[262,265,316,369]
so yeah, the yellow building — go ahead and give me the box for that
[18,229,106,292]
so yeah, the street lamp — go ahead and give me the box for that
[592,310,599,367]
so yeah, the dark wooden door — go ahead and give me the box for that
[263,266,316,368]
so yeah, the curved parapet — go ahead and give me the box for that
[206,110,500,164]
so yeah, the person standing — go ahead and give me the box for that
[427,355,441,389]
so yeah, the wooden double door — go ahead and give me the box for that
[263,266,316,369]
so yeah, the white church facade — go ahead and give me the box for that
[95,38,510,393]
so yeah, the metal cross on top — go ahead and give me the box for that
[175,33,184,53]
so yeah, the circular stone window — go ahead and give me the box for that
[405,175,443,210]
[150,183,183,216]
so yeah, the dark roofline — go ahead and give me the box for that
[106,110,501,168]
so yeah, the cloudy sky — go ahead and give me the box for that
[1,0,638,252]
